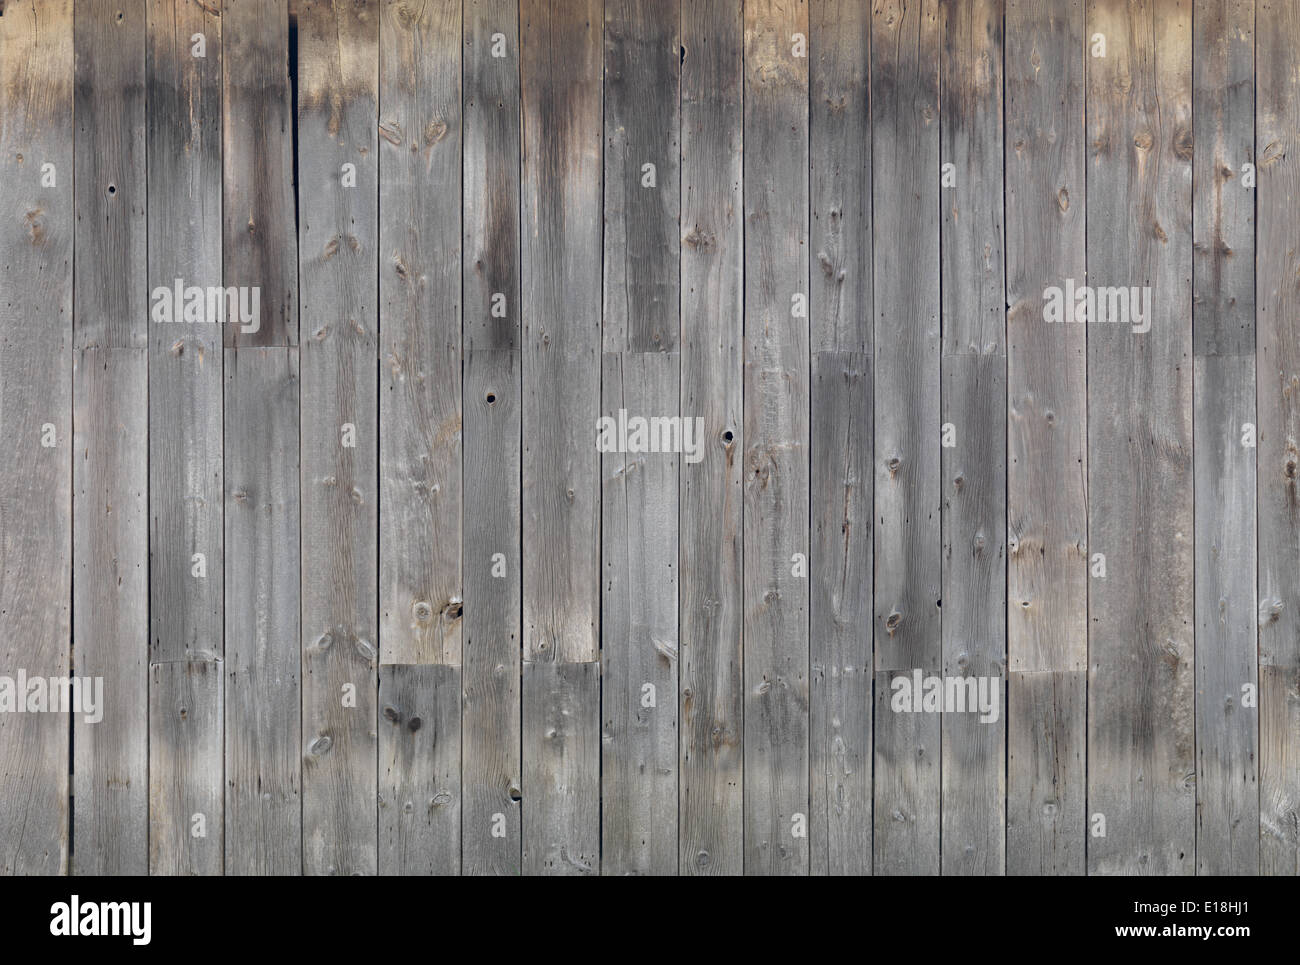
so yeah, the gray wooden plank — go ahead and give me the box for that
[145,0,225,876]
[600,353,679,875]
[464,0,520,355]
[1006,670,1086,874]
[72,348,149,875]
[743,0,810,877]
[1257,0,1300,875]
[1193,0,1258,877]
[379,664,461,874]
[810,0,871,356]
[1005,0,1088,676]
[297,0,379,877]
[810,352,872,875]
[379,0,462,669]
[872,669,940,873]
[520,0,602,873]
[678,0,744,878]
[462,350,522,875]
[1004,0,1087,876]
[871,0,940,875]
[223,347,302,875]
[1085,0,1195,876]
[74,0,146,351]
[149,660,223,875]
[940,355,1006,875]
[222,0,296,348]
[603,0,679,353]
[0,0,74,876]
[521,660,600,875]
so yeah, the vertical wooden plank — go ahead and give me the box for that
[520,0,602,874]
[810,0,873,878]
[1004,0,1088,875]
[0,0,73,876]
[378,664,461,874]
[743,0,810,877]
[462,350,523,874]
[223,0,296,348]
[379,0,462,669]
[809,353,872,875]
[224,347,301,875]
[72,0,148,876]
[146,0,224,876]
[600,354,679,875]
[1193,0,1257,876]
[1257,0,1300,875]
[298,0,379,877]
[603,0,679,354]
[463,0,522,877]
[871,0,940,875]
[1086,0,1194,875]
[679,0,744,877]
[149,661,223,873]
[939,0,1006,876]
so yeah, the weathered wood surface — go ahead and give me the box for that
[0,0,73,876]
[2,0,1297,877]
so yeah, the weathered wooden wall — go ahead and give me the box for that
[0,0,1295,875]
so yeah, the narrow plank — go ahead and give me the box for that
[809,352,872,875]
[743,0,810,877]
[72,348,149,875]
[146,0,224,876]
[222,0,296,347]
[379,0,462,668]
[1004,0,1087,876]
[871,0,940,875]
[223,347,301,875]
[0,0,74,875]
[149,660,223,875]
[939,0,1005,877]
[462,350,522,875]
[71,0,149,875]
[1085,0,1194,875]
[603,0,679,353]
[520,0,602,873]
[462,0,522,877]
[379,664,461,874]
[940,356,1006,875]
[463,0,520,354]
[678,0,745,878]
[1006,670,1086,873]
[1193,0,1257,876]
[1257,0,1300,874]
[521,660,600,875]
[600,353,679,875]
[297,0,379,876]
[810,0,871,356]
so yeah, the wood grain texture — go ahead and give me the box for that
[1193,0,1257,876]
[678,0,745,878]
[1256,0,1300,875]
[0,0,73,876]
[743,0,810,877]
[224,347,302,875]
[810,352,872,875]
[1085,0,1195,876]
[379,0,462,668]
[600,353,679,875]
[871,0,940,875]
[222,0,296,347]
[297,0,379,877]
